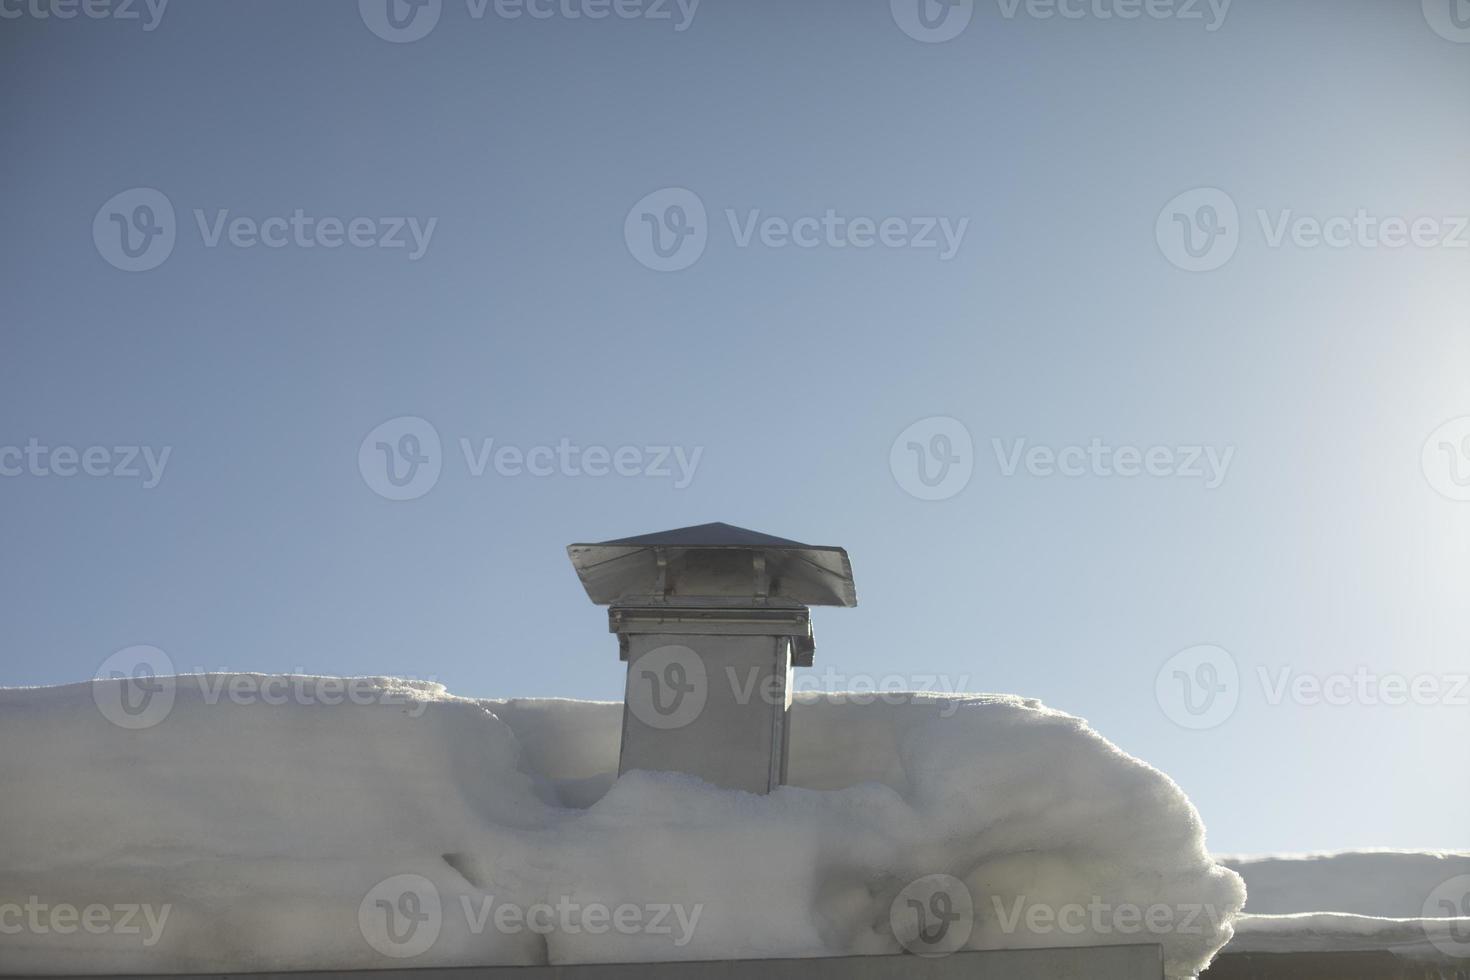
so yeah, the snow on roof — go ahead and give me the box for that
[0,678,1238,977]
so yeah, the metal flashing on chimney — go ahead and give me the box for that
[568,521,857,608]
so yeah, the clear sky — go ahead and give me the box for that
[3,0,1468,856]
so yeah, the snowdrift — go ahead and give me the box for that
[1222,851,1470,918]
[0,677,1243,977]
[1222,852,1470,965]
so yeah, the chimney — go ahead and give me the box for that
[568,522,857,794]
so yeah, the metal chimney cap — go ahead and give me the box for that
[568,522,857,608]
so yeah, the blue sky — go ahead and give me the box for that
[3,0,1468,855]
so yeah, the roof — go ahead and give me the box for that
[567,522,857,607]
[597,522,809,549]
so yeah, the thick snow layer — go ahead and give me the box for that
[1221,852,1470,964]
[0,677,1243,977]
[1226,912,1470,961]
[1222,851,1470,918]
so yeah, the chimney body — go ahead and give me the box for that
[568,523,856,795]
